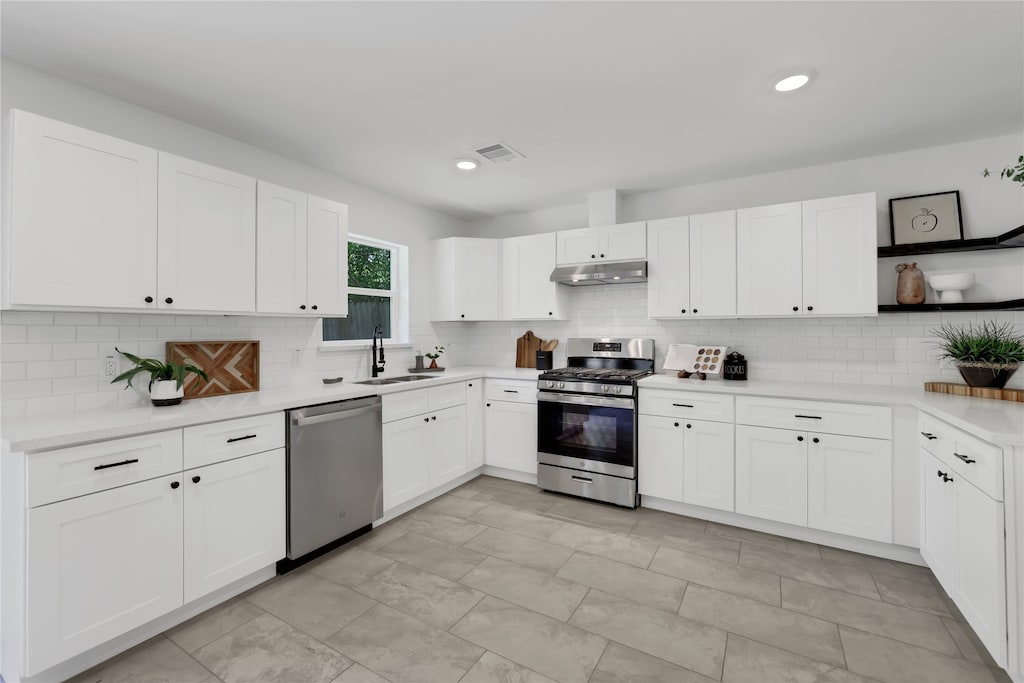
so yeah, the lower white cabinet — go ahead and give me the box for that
[383,402,468,512]
[484,399,537,474]
[808,434,892,543]
[638,414,734,511]
[26,474,184,675]
[183,449,285,603]
[735,425,808,526]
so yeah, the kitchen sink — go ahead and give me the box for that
[390,375,433,381]
[354,378,401,385]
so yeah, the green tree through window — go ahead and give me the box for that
[323,238,398,341]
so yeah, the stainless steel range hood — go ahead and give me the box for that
[550,260,647,286]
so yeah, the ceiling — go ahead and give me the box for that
[2,2,1021,221]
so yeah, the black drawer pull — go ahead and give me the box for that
[170,481,180,489]
[795,414,822,420]
[503,389,519,394]
[94,458,139,471]
[937,470,953,483]
[226,434,258,443]
[954,453,976,465]
[920,432,937,440]
[192,475,201,483]
[672,403,694,408]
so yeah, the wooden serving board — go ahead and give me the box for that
[166,340,260,399]
[515,331,543,368]
[924,382,1024,403]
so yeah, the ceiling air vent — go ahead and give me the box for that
[474,142,525,164]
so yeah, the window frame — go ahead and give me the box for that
[321,233,407,347]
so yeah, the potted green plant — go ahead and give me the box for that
[983,155,1024,186]
[425,345,446,369]
[111,347,210,406]
[931,321,1024,388]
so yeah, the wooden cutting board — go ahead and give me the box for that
[515,331,543,368]
[166,340,260,399]
[925,382,1024,402]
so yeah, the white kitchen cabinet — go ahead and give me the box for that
[432,237,500,321]
[801,193,877,316]
[428,405,469,489]
[647,211,736,319]
[484,398,538,474]
[257,185,349,316]
[157,153,257,312]
[383,416,431,511]
[183,448,285,603]
[735,425,808,526]
[501,233,568,319]
[736,202,803,317]
[4,109,159,310]
[682,418,735,512]
[555,221,646,265]
[25,474,183,675]
[922,451,958,587]
[466,381,485,469]
[638,414,684,501]
[807,433,891,542]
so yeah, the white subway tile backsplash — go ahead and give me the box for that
[2,311,54,325]
[2,344,54,362]
[1,325,27,343]
[4,379,53,399]
[53,376,99,395]
[26,360,77,380]
[76,326,120,342]
[53,342,100,360]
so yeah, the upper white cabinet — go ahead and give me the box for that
[556,221,646,265]
[432,237,500,321]
[4,110,159,310]
[736,202,804,317]
[737,193,877,317]
[502,233,568,320]
[256,182,349,316]
[157,153,257,312]
[648,210,736,319]
[801,193,877,317]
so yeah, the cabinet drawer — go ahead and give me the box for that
[918,413,952,456]
[383,389,431,423]
[950,430,1003,502]
[27,431,183,507]
[736,396,890,439]
[429,382,467,411]
[485,379,538,404]
[183,413,285,469]
[640,389,734,422]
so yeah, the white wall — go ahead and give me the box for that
[0,61,467,418]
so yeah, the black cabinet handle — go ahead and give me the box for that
[503,389,519,394]
[300,305,306,310]
[792,306,799,312]
[548,312,553,316]
[192,475,201,483]
[795,414,822,420]
[674,422,679,427]
[144,296,154,303]
[424,417,429,422]
[672,403,694,408]
[468,383,473,387]
[431,415,437,421]
[797,436,804,442]
[600,253,605,258]
[954,453,976,465]
[591,254,596,259]
[311,305,318,311]
[812,437,820,443]
[226,434,257,443]
[461,314,465,318]
[937,470,953,483]
[170,481,180,489]
[686,424,692,429]
[921,432,937,440]
[807,305,814,311]
[681,309,686,314]
[165,297,174,305]
[94,458,139,471]
[692,308,698,313]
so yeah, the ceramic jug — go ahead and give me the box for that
[895,262,926,305]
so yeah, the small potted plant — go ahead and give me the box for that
[111,348,210,406]
[984,155,1024,186]
[425,345,446,369]
[931,321,1024,388]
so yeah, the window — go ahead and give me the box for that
[322,235,405,343]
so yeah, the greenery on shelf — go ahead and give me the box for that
[984,155,1024,186]
[111,348,210,390]
[931,321,1024,367]
[425,345,446,360]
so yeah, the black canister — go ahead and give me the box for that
[724,352,747,381]
[536,350,553,370]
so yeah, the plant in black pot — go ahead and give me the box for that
[931,321,1024,389]
[111,347,210,406]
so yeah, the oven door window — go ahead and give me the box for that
[538,400,635,467]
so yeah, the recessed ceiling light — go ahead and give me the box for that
[455,159,478,171]
[774,72,813,92]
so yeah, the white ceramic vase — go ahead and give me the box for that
[150,379,184,406]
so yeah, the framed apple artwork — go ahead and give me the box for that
[889,190,964,247]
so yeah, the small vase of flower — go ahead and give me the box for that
[425,345,445,370]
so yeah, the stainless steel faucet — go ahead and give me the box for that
[371,323,386,377]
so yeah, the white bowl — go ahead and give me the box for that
[924,271,975,303]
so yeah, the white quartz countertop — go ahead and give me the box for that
[2,367,543,453]
[639,374,1024,446]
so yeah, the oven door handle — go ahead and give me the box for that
[537,392,635,409]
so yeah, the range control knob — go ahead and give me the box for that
[614,386,623,394]
[546,381,555,388]
[601,385,610,394]
[558,382,565,390]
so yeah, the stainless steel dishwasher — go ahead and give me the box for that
[283,396,383,567]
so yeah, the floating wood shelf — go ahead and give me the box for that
[877,225,1024,257]
[878,299,1024,313]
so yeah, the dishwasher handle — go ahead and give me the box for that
[292,404,381,427]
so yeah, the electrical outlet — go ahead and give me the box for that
[104,355,118,377]
[292,349,303,368]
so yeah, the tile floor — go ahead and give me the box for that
[71,475,1010,683]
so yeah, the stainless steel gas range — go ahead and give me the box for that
[536,338,655,508]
